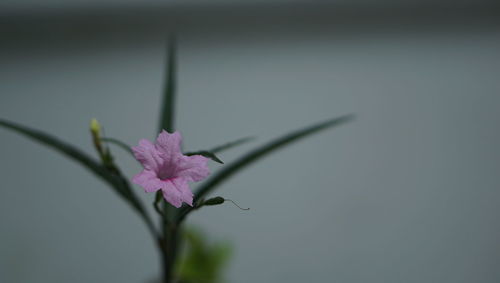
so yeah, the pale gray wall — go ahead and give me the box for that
[1,4,500,283]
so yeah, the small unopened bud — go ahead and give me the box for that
[204,196,225,206]
[90,118,101,136]
[202,197,250,210]
[90,118,106,162]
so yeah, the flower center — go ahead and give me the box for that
[157,162,177,181]
[158,170,173,181]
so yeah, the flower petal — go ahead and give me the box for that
[176,155,210,182]
[132,139,162,172]
[132,170,163,193]
[155,130,182,160]
[161,180,182,208]
[161,178,193,208]
[174,178,194,207]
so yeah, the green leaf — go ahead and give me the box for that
[185,151,224,164]
[101,137,133,155]
[194,114,354,201]
[208,136,255,154]
[0,119,124,191]
[0,119,157,238]
[184,136,255,165]
[158,35,177,133]
[202,196,225,206]
[176,227,232,283]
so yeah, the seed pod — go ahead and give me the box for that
[203,196,225,206]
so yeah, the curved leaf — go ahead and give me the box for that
[194,114,354,201]
[208,136,255,154]
[0,119,121,190]
[185,151,224,164]
[184,136,256,165]
[101,137,133,155]
[0,119,157,237]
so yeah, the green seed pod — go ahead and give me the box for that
[203,196,225,206]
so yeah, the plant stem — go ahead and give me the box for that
[160,224,181,283]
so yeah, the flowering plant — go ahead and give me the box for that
[0,40,352,283]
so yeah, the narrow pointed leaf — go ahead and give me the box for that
[194,114,354,201]
[101,137,133,155]
[185,151,224,164]
[183,136,255,164]
[0,119,119,188]
[0,118,158,238]
[0,120,141,212]
[158,36,177,133]
[209,136,255,154]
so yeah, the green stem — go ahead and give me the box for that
[160,224,182,283]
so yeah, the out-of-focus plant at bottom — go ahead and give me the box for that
[175,228,232,283]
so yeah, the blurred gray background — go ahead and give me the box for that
[1,1,500,282]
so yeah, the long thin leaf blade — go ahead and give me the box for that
[184,136,256,165]
[0,119,109,179]
[185,151,224,164]
[194,114,354,200]
[0,119,158,238]
[101,137,133,155]
[0,119,131,200]
[209,136,255,154]
[158,36,177,133]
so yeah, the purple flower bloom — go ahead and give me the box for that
[132,131,210,208]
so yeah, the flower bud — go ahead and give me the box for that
[203,196,225,206]
[90,118,104,158]
[90,118,101,137]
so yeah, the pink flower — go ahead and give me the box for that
[132,131,210,208]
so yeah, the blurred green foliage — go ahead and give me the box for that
[176,228,232,283]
